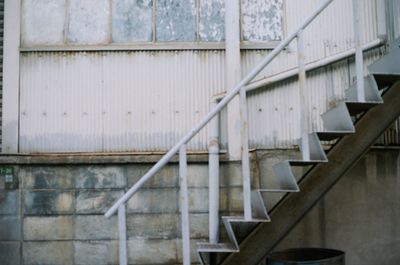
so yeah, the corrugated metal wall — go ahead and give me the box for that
[19,0,394,152]
[20,51,225,152]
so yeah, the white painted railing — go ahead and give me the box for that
[104,0,373,264]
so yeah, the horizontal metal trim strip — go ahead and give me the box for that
[20,42,280,52]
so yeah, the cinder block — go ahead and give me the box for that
[220,162,244,187]
[74,215,118,240]
[220,187,243,212]
[0,242,21,265]
[127,164,178,188]
[127,213,178,239]
[76,190,124,214]
[0,216,21,240]
[23,241,73,265]
[127,239,177,264]
[22,166,74,189]
[187,213,209,239]
[188,188,209,213]
[24,191,74,215]
[75,166,126,189]
[127,188,178,213]
[187,164,208,187]
[74,240,118,265]
[0,191,20,215]
[24,216,73,240]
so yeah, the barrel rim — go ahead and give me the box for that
[267,248,345,264]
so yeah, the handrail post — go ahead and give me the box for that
[297,31,310,161]
[179,145,191,265]
[118,204,127,265]
[240,88,252,221]
[209,100,220,244]
[352,0,365,102]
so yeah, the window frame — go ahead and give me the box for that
[19,0,286,52]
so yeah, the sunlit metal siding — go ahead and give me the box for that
[244,0,384,149]
[20,51,225,152]
[19,0,393,152]
[246,47,385,149]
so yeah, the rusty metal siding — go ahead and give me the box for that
[20,51,225,153]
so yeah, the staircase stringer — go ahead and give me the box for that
[220,81,400,265]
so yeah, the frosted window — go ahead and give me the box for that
[156,0,196,42]
[199,0,225,42]
[22,0,65,46]
[112,0,153,42]
[68,0,110,44]
[242,0,284,41]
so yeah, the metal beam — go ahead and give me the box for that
[221,82,400,265]
[2,0,21,153]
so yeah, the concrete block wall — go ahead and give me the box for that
[0,158,260,265]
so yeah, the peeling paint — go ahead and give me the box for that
[199,0,225,42]
[156,0,196,42]
[22,0,66,46]
[241,0,283,41]
[68,0,110,44]
[112,0,153,42]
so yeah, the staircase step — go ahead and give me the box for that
[222,216,268,223]
[345,102,382,116]
[288,160,327,166]
[272,161,300,192]
[317,131,352,141]
[322,102,355,133]
[368,37,400,88]
[197,243,239,253]
[299,132,328,161]
[258,188,300,193]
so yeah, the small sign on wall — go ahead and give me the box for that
[0,167,18,190]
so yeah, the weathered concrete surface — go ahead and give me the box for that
[0,149,398,264]
[275,149,400,265]
[0,242,21,265]
[24,216,73,240]
[23,241,74,265]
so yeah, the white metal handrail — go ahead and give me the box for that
[103,0,372,264]
[105,0,336,219]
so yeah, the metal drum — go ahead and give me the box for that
[267,248,345,265]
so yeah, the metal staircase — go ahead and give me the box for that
[199,39,400,265]
[103,1,400,264]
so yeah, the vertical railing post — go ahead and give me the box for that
[118,204,127,265]
[209,99,220,244]
[297,31,310,161]
[239,88,252,221]
[179,145,191,265]
[352,0,365,102]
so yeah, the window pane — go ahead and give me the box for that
[22,0,66,46]
[156,0,196,42]
[242,0,283,41]
[112,0,153,42]
[199,0,225,42]
[68,0,110,44]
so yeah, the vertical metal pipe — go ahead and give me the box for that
[225,0,242,160]
[240,88,252,221]
[179,145,191,265]
[297,31,310,161]
[118,205,127,265]
[209,100,220,244]
[352,0,365,102]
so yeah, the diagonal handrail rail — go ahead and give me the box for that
[105,0,335,219]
